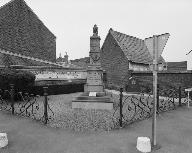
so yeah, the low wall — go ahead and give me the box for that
[11,65,87,80]
[31,83,85,96]
[34,79,86,86]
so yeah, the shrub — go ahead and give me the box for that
[0,68,36,93]
[31,83,84,96]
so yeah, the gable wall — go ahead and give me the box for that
[101,32,131,88]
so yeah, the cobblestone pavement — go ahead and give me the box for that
[0,95,192,153]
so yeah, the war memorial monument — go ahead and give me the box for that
[72,25,113,110]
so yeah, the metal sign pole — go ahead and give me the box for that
[145,33,169,150]
[152,35,158,147]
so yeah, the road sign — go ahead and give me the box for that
[144,33,170,149]
[145,33,170,61]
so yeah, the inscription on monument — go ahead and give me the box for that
[87,72,102,85]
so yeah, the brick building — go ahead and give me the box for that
[166,61,187,71]
[130,71,192,93]
[101,28,166,89]
[0,0,56,66]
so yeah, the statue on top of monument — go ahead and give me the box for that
[93,24,98,36]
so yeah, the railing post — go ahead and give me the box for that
[119,87,123,128]
[43,86,48,124]
[179,86,182,107]
[10,84,14,115]
[157,84,159,113]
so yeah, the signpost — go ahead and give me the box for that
[145,33,170,148]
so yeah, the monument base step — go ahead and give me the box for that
[72,101,113,110]
[72,93,113,110]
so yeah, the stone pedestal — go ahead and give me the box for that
[84,66,104,92]
[72,25,113,110]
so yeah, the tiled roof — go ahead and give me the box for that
[0,0,56,38]
[0,52,52,66]
[109,29,165,64]
[0,50,84,69]
[70,57,90,69]
[0,0,56,64]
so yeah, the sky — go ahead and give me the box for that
[0,0,192,69]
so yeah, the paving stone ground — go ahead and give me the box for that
[0,94,192,153]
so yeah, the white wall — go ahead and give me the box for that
[30,70,87,80]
